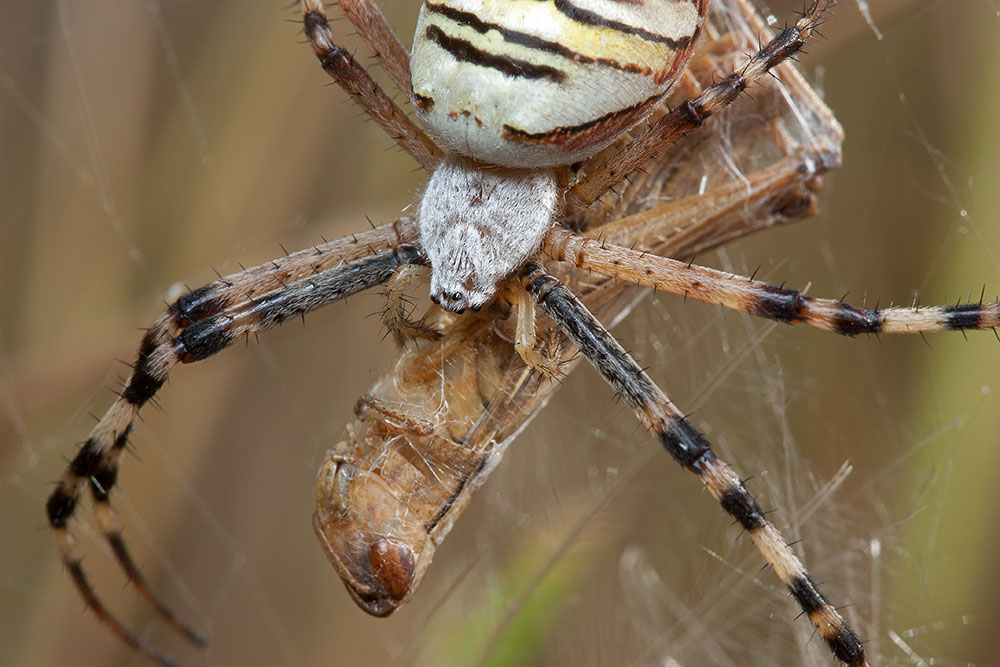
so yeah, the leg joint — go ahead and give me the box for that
[659,416,712,468]
[393,244,425,267]
[522,263,558,303]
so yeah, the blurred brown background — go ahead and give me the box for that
[2,1,998,665]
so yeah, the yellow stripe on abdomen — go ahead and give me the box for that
[411,0,706,168]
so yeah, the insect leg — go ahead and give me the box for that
[510,282,561,378]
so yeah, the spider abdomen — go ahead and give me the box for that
[410,0,707,168]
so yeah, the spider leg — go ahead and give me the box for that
[178,244,425,362]
[567,0,834,212]
[331,0,412,99]
[577,150,836,256]
[301,0,443,172]
[47,227,422,664]
[546,227,1000,337]
[174,218,416,327]
[523,264,868,667]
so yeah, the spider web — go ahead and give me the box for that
[1,1,998,665]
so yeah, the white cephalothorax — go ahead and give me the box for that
[418,157,558,313]
[410,0,701,312]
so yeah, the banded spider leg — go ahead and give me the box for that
[544,227,1000,337]
[523,263,872,661]
[44,0,997,665]
[45,0,853,662]
[45,0,848,662]
[520,232,1000,664]
[45,220,423,665]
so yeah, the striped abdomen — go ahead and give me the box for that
[410,0,707,168]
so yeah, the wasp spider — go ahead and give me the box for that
[45,1,998,665]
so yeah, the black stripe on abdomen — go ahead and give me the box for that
[553,0,694,49]
[502,93,659,144]
[425,25,566,83]
[424,2,649,76]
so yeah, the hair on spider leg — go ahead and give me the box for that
[41,1,1000,667]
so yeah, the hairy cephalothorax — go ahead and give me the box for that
[47,1,1000,666]
[419,157,559,312]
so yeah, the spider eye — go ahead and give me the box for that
[431,288,470,313]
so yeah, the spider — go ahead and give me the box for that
[43,0,998,665]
